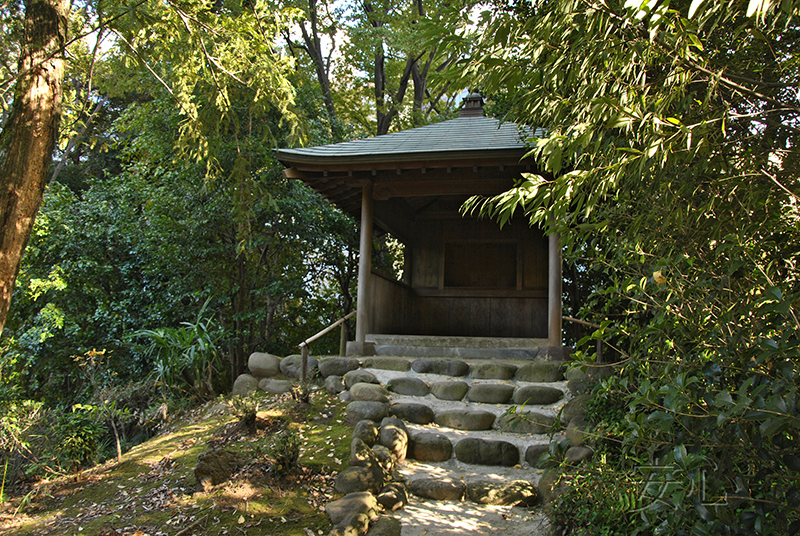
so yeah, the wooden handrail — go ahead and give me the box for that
[299,310,357,349]
[563,315,604,363]
[298,310,357,401]
[564,315,602,329]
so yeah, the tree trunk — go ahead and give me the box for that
[298,0,337,129]
[0,0,68,333]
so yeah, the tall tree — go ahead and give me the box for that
[282,0,342,131]
[0,0,69,334]
[0,0,302,337]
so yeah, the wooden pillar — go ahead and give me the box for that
[548,230,562,346]
[355,181,374,344]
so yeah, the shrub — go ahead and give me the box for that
[57,406,106,472]
[269,430,300,474]
[550,459,643,536]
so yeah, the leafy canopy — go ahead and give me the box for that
[432,0,800,532]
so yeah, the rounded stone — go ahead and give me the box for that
[331,513,370,536]
[350,383,390,403]
[257,378,293,394]
[325,491,379,525]
[350,437,374,467]
[565,445,594,464]
[430,381,469,401]
[565,415,592,446]
[515,361,565,383]
[339,391,352,403]
[368,515,403,536]
[513,385,565,405]
[362,357,412,371]
[194,449,243,490]
[466,480,539,506]
[454,437,519,466]
[525,444,551,468]
[279,354,318,379]
[335,465,384,494]
[467,383,515,404]
[247,352,280,378]
[409,432,453,462]
[411,358,469,377]
[372,444,394,472]
[565,365,613,395]
[561,394,590,423]
[319,357,361,378]
[376,485,408,513]
[380,421,409,463]
[469,363,517,380]
[435,409,496,431]
[538,469,568,505]
[386,377,430,396]
[324,375,345,395]
[346,401,390,424]
[344,369,380,389]
[380,417,410,437]
[390,403,434,425]
[232,374,258,396]
[497,412,556,434]
[408,477,465,501]
[353,420,380,447]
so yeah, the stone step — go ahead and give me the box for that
[404,421,563,469]
[320,348,585,536]
[364,334,567,361]
[319,355,567,383]
[401,457,546,490]
[366,334,549,349]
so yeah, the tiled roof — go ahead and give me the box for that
[277,116,543,165]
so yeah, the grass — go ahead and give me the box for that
[0,388,352,536]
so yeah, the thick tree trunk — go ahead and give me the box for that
[0,0,68,333]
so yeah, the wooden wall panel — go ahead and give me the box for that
[523,229,549,290]
[403,295,547,338]
[370,273,412,334]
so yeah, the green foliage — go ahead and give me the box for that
[583,378,630,453]
[437,0,800,533]
[269,429,300,474]
[129,300,224,402]
[58,406,107,471]
[226,394,260,429]
[0,400,44,485]
[550,460,643,536]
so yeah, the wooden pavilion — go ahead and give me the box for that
[277,95,563,357]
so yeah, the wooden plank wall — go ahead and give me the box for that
[369,272,549,338]
[413,296,548,338]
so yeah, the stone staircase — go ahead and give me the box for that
[318,337,584,536]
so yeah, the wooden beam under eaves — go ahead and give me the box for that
[372,178,515,200]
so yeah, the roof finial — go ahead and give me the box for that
[460,92,485,118]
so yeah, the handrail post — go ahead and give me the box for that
[296,310,357,403]
[563,315,605,364]
[300,344,309,401]
[339,323,347,356]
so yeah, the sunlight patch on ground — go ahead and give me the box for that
[398,498,551,536]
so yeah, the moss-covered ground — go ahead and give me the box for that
[0,389,352,536]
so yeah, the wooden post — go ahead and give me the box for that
[548,230,563,347]
[300,344,309,402]
[339,322,348,356]
[355,181,374,345]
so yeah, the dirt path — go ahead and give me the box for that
[397,498,551,536]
